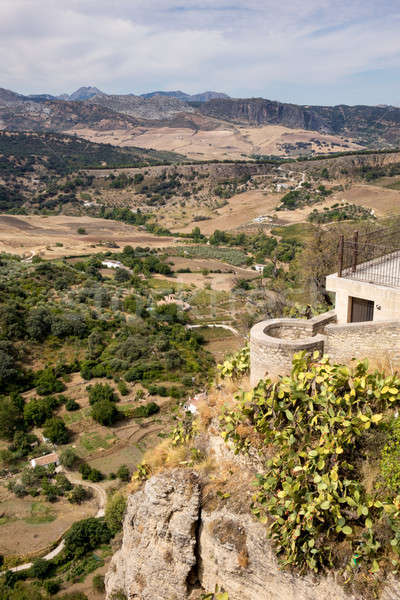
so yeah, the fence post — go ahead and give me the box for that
[352,231,359,273]
[338,235,344,277]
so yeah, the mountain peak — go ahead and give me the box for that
[68,86,104,101]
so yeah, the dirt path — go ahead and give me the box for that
[187,323,242,337]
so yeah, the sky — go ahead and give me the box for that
[1,0,400,106]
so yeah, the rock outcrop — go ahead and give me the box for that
[105,468,355,600]
[106,463,400,600]
[105,469,201,600]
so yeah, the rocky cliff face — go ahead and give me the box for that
[105,467,367,600]
[198,98,400,145]
[105,469,201,600]
[106,435,400,600]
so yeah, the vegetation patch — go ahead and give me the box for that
[220,351,400,592]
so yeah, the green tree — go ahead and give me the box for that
[59,448,78,469]
[69,485,91,504]
[87,382,117,405]
[63,518,112,558]
[117,464,130,481]
[43,417,69,444]
[105,492,127,534]
[91,399,118,426]
[0,397,24,440]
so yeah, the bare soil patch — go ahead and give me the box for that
[0,214,176,259]
[72,123,363,161]
[0,489,97,555]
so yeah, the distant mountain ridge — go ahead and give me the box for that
[1,86,400,147]
[140,90,230,102]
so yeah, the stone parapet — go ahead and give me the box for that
[250,310,400,386]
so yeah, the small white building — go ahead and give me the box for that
[101,260,124,269]
[254,264,265,273]
[30,452,60,469]
[326,233,400,324]
[184,392,207,415]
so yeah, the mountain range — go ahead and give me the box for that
[23,86,229,103]
[1,85,400,150]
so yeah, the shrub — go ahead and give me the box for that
[24,397,56,427]
[44,580,61,594]
[117,380,129,396]
[221,352,400,576]
[105,492,127,534]
[30,557,51,579]
[69,485,91,504]
[116,464,130,481]
[132,402,159,418]
[43,417,69,444]
[35,369,65,396]
[87,383,117,405]
[92,574,105,593]
[66,398,80,411]
[91,399,118,426]
[87,468,103,482]
[63,517,112,559]
[59,448,78,469]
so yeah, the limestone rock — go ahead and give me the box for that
[105,469,200,600]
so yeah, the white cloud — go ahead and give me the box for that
[0,0,400,104]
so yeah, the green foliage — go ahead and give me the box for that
[59,448,78,469]
[92,574,105,593]
[117,380,129,396]
[308,203,375,224]
[116,464,130,481]
[69,485,91,504]
[105,492,127,534]
[63,517,112,559]
[66,398,80,411]
[91,399,119,426]
[43,417,69,444]
[380,419,400,493]
[217,345,250,380]
[35,369,65,396]
[221,352,400,576]
[131,402,159,418]
[29,558,51,579]
[0,396,24,440]
[87,383,117,405]
[24,396,57,427]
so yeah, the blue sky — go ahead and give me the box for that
[1,0,400,106]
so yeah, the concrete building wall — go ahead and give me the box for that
[326,274,400,324]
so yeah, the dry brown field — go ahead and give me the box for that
[0,214,177,259]
[0,490,97,555]
[172,181,400,235]
[73,123,363,161]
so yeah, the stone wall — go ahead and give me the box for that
[249,312,336,386]
[250,311,400,385]
[325,320,400,368]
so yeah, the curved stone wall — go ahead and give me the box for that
[250,318,325,386]
[250,311,400,386]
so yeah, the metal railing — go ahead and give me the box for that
[338,227,400,288]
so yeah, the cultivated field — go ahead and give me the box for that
[0,214,176,259]
[0,490,97,555]
[74,123,364,161]
[173,181,400,235]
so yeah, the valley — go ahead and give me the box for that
[1,98,400,600]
